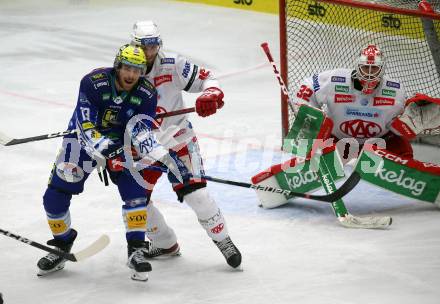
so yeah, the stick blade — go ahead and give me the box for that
[339,214,392,229]
[72,234,110,262]
[0,131,12,146]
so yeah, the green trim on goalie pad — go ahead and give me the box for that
[274,149,345,199]
[283,105,332,157]
[316,155,348,217]
[252,145,345,209]
[355,147,440,203]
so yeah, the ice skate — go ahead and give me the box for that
[37,229,77,277]
[127,240,152,282]
[213,236,242,270]
[143,241,181,259]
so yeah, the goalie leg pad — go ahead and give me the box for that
[251,167,291,209]
[184,188,229,242]
[145,201,178,249]
[251,147,345,209]
[355,146,440,204]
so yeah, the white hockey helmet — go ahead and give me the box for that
[355,44,385,94]
[131,20,163,47]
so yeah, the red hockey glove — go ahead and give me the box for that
[195,87,224,117]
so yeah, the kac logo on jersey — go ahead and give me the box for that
[331,76,346,83]
[340,119,382,138]
[182,61,191,78]
[312,74,320,92]
[334,94,354,103]
[345,107,380,118]
[160,58,175,65]
[373,97,395,106]
[386,81,400,89]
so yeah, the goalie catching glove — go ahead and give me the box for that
[195,87,224,117]
[390,93,440,139]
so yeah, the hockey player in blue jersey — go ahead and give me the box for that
[37,44,189,281]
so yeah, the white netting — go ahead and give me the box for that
[281,0,440,146]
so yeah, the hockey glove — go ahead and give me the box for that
[159,151,191,184]
[390,93,440,139]
[195,87,224,117]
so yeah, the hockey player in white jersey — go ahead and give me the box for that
[129,21,241,269]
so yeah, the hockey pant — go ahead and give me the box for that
[43,136,149,242]
[142,135,229,246]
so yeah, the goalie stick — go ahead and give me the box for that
[0,107,195,146]
[260,42,392,229]
[0,228,110,262]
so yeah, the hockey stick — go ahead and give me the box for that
[0,228,110,262]
[260,42,391,228]
[203,171,360,203]
[0,107,196,146]
[142,164,360,203]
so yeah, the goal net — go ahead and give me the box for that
[279,0,440,146]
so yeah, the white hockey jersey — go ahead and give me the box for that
[144,50,219,145]
[295,68,406,143]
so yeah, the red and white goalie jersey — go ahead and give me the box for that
[295,68,407,143]
[144,50,219,145]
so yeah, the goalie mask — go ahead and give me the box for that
[355,45,385,95]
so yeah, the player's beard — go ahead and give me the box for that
[116,74,137,92]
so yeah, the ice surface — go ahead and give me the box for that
[0,1,439,303]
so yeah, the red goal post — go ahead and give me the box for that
[279,0,440,146]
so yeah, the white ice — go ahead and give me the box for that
[0,1,440,303]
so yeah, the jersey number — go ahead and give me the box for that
[296,85,313,102]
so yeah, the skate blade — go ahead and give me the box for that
[150,251,182,259]
[131,271,149,282]
[37,264,65,277]
[231,264,243,272]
